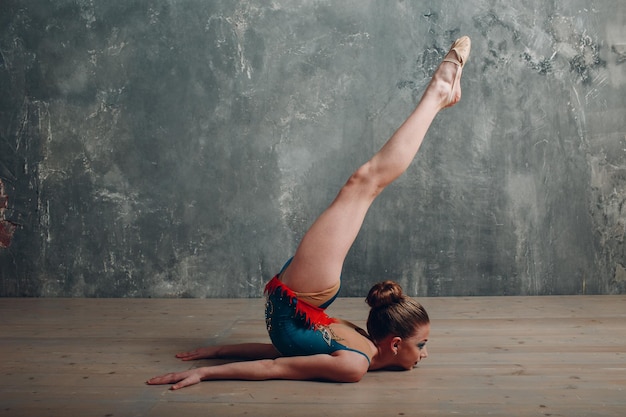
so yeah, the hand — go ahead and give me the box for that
[146,369,204,390]
[175,346,219,361]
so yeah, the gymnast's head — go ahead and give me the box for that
[365,280,430,370]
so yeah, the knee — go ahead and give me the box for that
[345,162,384,199]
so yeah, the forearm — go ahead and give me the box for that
[198,359,278,381]
[215,343,280,360]
[176,342,280,362]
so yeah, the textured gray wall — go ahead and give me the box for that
[1,0,625,297]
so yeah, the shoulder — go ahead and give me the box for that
[329,350,370,382]
[328,321,377,363]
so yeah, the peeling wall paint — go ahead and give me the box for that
[1,0,625,297]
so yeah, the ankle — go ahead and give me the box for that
[424,78,454,109]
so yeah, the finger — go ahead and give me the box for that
[146,373,178,385]
[146,376,166,385]
[176,350,200,359]
[177,354,198,361]
[171,376,199,390]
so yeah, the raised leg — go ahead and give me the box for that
[281,37,471,294]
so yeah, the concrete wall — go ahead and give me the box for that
[1,0,625,297]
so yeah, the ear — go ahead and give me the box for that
[390,336,402,354]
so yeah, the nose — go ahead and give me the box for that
[421,347,428,359]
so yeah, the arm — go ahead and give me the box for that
[147,350,369,390]
[176,343,281,361]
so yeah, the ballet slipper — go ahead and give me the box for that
[441,36,471,107]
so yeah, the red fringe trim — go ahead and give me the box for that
[265,276,337,328]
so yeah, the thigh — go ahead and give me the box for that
[265,292,338,357]
[281,179,375,293]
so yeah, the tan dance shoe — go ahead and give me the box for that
[442,36,471,107]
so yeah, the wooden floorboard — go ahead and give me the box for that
[0,296,624,417]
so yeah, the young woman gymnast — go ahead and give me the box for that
[147,36,471,390]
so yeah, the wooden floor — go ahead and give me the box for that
[1,296,625,417]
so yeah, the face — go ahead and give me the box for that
[394,323,430,370]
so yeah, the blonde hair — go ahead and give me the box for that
[365,280,429,342]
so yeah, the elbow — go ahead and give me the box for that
[329,352,370,383]
[335,367,366,383]
[345,373,364,383]
[344,370,366,383]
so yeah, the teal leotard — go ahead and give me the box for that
[264,259,371,363]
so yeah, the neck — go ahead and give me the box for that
[368,345,397,371]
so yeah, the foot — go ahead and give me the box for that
[425,36,471,110]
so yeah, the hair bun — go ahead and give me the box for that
[365,280,405,309]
